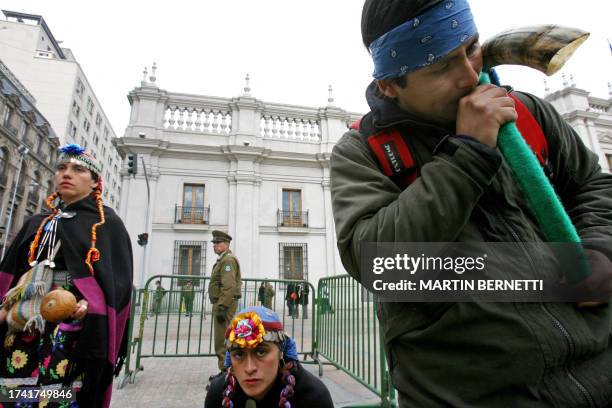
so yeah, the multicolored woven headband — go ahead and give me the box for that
[369,0,478,79]
[57,144,103,176]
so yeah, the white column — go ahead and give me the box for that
[319,106,349,153]
[251,176,262,278]
[229,96,263,146]
[143,157,159,286]
[570,119,592,152]
[234,177,255,277]
[584,119,607,170]
[322,178,336,277]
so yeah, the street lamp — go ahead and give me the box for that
[1,145,29,260]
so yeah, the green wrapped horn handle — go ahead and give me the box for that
[479,71,590,283]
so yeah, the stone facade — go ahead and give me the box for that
[545,85,612,173]
[0,60,58,255]
[115,75,359,287]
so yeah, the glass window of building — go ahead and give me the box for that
[75,79,85,98]
[86,97,94,114]
[2,106,11,126]
[279,243,308,281]
[281,189,302,226]
[180,184,206,223]
[173,241,206,285]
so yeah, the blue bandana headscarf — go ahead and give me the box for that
[369,0,478,79]
[224,306,299,368]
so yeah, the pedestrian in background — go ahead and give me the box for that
[258,282,265,307]
[300,283,309,319]
[150,279,166,316]
[264,282,275,309]
[181,280,194,317]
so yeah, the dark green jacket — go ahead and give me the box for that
[208,249,242,307]
[330,82,612,407]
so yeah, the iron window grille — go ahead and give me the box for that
[173,240,207,287]
[279,243,308,288]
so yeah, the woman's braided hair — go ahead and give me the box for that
[222,359,298,408]
[278,360,297,407]
[222,367,236,408]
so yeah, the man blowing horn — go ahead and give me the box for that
[330,0,612,406]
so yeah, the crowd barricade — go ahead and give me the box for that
[317,275,397,408]
[118,275,316,387]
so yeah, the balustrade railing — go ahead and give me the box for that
[260,115,321,141]
[588,103,609,113]
[164,106,232,134]
[156,91,361,144]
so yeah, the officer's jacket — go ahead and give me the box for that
[208,249,241,307]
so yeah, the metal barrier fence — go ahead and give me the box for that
[118,274,395,407]
[119,275,317,386]
[316,275,396,408]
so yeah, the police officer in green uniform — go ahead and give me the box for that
[208,230,242,372]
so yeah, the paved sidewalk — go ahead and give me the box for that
[110,355,380,407]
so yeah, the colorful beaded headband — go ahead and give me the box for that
[57,144,103,176]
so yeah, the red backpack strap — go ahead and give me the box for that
[510,94,548,166]
[366,127,418,187]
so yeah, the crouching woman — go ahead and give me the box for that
[205,306,333,407]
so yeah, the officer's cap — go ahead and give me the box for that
[211,230,232,243]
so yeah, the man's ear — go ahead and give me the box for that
[377,79,399,99]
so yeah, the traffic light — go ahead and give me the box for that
[127,153,138,175]
[137,233,148,246]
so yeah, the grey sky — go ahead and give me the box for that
[2,0,611,137]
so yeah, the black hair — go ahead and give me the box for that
[361,0,440,88]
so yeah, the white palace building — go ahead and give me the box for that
[115,70,360,287]
[116,68,612,288]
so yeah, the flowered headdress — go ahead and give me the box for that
[222,306,299,408]
[224,306,298,364]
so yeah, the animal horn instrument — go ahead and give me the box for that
[482,25,589,75]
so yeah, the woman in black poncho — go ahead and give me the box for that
[0,144,133,407]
